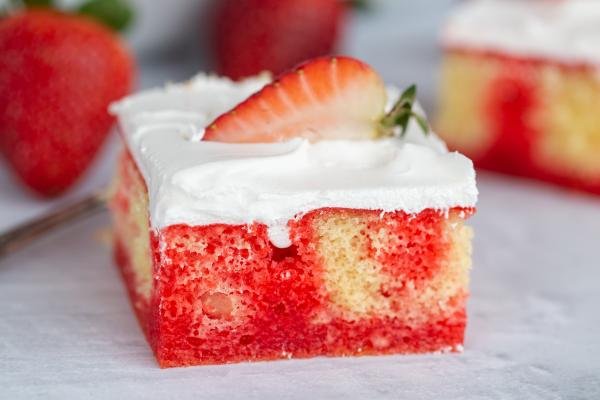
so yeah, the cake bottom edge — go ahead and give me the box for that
[115,237,467,368]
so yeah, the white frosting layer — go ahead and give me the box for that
[442,0,600,65]
[110,75,477,247]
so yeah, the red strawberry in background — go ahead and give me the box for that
[213,0,347,80]
[0,10,135,197]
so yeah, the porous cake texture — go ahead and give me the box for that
[110,152,474,367]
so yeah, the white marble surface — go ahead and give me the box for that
[1,1,599,399]
[2,174,599,399]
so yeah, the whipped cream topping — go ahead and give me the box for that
[442,0,600,65]
[110,74,477,247]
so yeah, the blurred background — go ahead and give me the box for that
[0,0,453,230]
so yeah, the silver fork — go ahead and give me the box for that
[0,193,106,258]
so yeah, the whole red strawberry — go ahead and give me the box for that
[213,0,346,80]
[0,10,135,196]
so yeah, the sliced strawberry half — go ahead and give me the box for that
[203,56,388,143]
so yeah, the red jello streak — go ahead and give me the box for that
[115,209,470,366]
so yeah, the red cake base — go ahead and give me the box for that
[114,224,467,367]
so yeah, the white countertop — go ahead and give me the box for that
[1,1,599,398]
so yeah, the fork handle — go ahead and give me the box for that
[0,193,106,258]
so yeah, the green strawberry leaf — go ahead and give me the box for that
[379,84,429,137]
[78,0,133,32]
[23,0,53,7]
[412,112,430,135]
[399,84,417,105]
[346,0,370,11]
[394,113,411,136]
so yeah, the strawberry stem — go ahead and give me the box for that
[78,0,133,32]
[379,84,429,137]
[346,0,370,11]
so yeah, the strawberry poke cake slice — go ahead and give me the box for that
[109,56,478,368]
[437,0,600,194]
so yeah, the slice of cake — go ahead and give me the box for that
[109,56,477,368]
[437,0,600,194]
